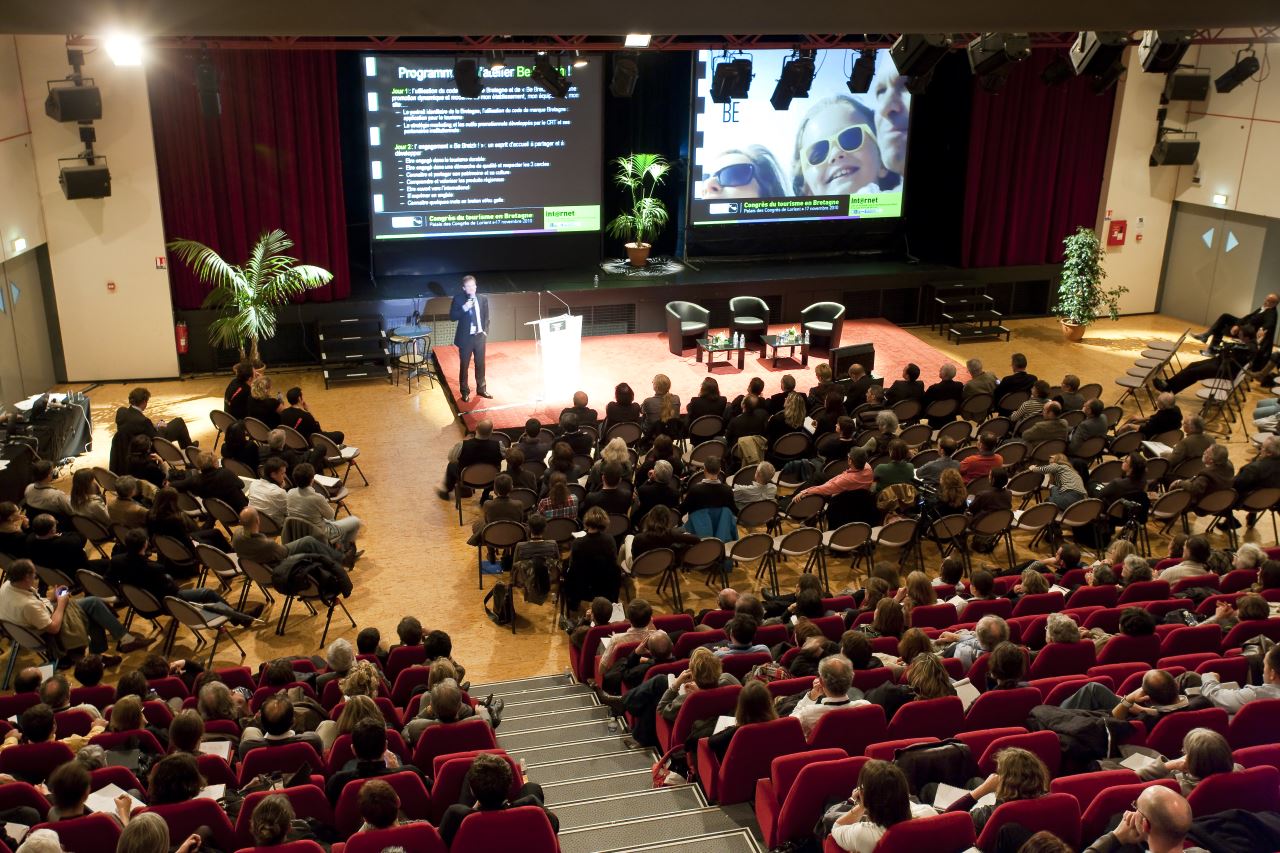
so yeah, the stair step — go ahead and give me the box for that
[513,736,640,766]
[542,770,656,805]
[501,705,612,732]
[497,718,622,750]
[470,674,575,694]
[558,807,757,853]
[597,829,765,853]
[502,693,600,716]
[500,683,595,705]
[553,785,708,831]
[524,749,655,785]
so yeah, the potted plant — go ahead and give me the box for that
[168,229,334,360]
[1054,225,1128,342]
[605,153,670,267]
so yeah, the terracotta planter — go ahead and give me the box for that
[625,242,651,268]
[1060,320,1087,342]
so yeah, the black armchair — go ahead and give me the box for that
[801,301,847,353]
[665,301,710,355]
[730,296,770,350]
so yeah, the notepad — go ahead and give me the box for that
[1120,752,1161,772]
[1049,584,1070,595]
[314,474,340,489]
[198,740,232,760]
[1142,441,1173,457]
[86,783,145,815]
[713,715,735,735]
[948,595,967,608]
[196,784,226,801]
[610,602,626,623]
[954,677,981,711]
[933,782,970,809]
[3,824,28,845]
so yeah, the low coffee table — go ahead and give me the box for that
[695,338,746,371]
[762,334,809,368]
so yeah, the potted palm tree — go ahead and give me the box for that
[1055,226,1127,342]
[167,229,334,360]
[605,152,670,267]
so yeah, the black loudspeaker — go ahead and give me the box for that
[196,59,221,118]
[830,343,876,377]
[1150,138,1200,167]
[44,86,102,122]
[1163,71,1210,101]
[59,164,111,199]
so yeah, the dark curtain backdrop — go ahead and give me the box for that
[148,50,351,309]
[960,51,1117,268]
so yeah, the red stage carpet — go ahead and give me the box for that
[434,319,961,432]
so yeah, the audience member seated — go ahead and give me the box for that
[680,456,736,517]
[1233,435,1280,496]
[1135,727,1240,796]
[1118,392,1182,439]
[108,477,150,529]
[861,411,899,454]
[873,440,915,493]
[604,383,641,432]
[703,679,777,761]
[1024,401,1069,444]
[939,614,1010,669]
[859,598,906,641]
[960,433,1003,484]
[1061,667,1207,723]
[686,377,727,422]
[811,393,848,441]
[713,616,770,657]
[884,363,924,406]
[280,386,343,444]
[732,461,777,510]
[515,418,549,461]
[768,374,798,414]
[1,702,106,761]
[968,467,1012,519]
[0,501,30,557]
[1069,399,1110,468]
[579,462,633,519]
[1030,453,1088,510]
[560,391,598,430]
[68,470,110,528]
[767,392,809,445]
[658,647,741,730]
[325,717,422,805]
[790,656,866,737]
[636,435,685,482]
[916,438,960,485]
[537,471,579,521]
[114,387,195,463]
[237,694,324,760]
[197,680,251,728]
[246,376,284,428]
[994,352,1037,413]
[626,506,698,573]
[1011,380,1052,425]
[288,463,363,553]
[108,528,261,626]
[985,640,1029,690]
[795,447,873,501]
[0,559,151,664]
[23,460,74,518]
[1054,373,1086,411]
[242,457,290,527]
[26,514,95,576]
[504,447,538,492]
[842,365,876,412]
[1199,645,1280,713]
[439,752,559,846]
[563,507,620,613]
[642,374,681,438]
[556,412,594,457]
[725,395,769,456]
[233,506,346,566]
[223,360,254,420]
[727,378,766,420]
[402,675,488,744]
[469,474,523,544]
[1158,534,1213,582]
[962,358,997,401]
[831,759,938,853]
[946,747,1050,834]
[1084,783,1196,853]
[438,419,503,499]
[598,598,659,672]
[176,452,249,512]
[148,486,231,555]
[45,759,125,825]
[807,363,837,409]
[220,421,261,474]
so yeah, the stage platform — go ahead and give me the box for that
[433,319,961,432]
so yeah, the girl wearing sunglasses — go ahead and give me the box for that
[699,144,789,200]
[791,95,890,198]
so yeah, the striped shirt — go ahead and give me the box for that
[1030,462,1086,495]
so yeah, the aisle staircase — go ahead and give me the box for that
[472,673,764,853]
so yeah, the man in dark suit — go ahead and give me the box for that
[884,363,924,405]
[842,364,876,412]
[223,361,253,421]
[438,419,504,497]
[1235,435,1280,495]
[439,752,558,846]
[767,375,797,414]
[450,274,491,402]
[556,412,594,456]
[174,452,249,512]
[325,719,426,806]
[579,463,633,519]
[111,387,194,472]
[680,456,736,517]
[559,392,598,430]
[725,395,769,451]
[280,387,344,444]
[1195,292,1277,351]
[993,353,1037,413]
[922,363,963,427]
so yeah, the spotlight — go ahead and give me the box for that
[625,34,652,48]
[1139,30,1193,73]
[454,57,483,98]
[1040,54,1074,86]
[847,49,876,94]
[967,32,1031,92]
[770,49,816,111]
[1215,48,1260,93]
[573,51,588,68]
[531,53,571,98]
[611,52,639,97]
[488,50,505,71]
[890,33,952,93]
[104,32,144,66]
[1163,68,1210,102]
[1091,60,1126,94]
[710,55,753,104]
[1069,32,1129,77]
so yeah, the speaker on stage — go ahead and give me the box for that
[59,163,111,199]
[830,343,875,377]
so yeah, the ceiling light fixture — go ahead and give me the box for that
[104,32,144,66]
[624,34,651,48]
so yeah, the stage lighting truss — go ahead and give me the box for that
[847,48,876,94]
[1215,46,1261,93]
[710,52,753,104]
[770,49,816,110]
[967,32,1031,92]
[454,56,483,97]
[532,52,572,98]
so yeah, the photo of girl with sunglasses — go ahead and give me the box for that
[791,94,895,197]
[698,145,790,199]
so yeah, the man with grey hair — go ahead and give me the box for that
[1235,434,1280,499]
[1045,612,1080,645]
[316,638,355,691]
[963,358,996,401]
[634,459,679,524]
[1171,444,1232,500]
[1122,554,1154,585]
[733,460,777,509]
[922,362,963,428]
[790,655,867,737]
[1023,400,1069,444]
[863,411,898,453]
[1118,392,1182,440]
[1234,542,1266,571]
[1164,414,1212,469]
[938,615,1009,669]
[108,475,150,528]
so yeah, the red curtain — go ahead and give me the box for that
[148,50,350,309]
[960,51,1117,268]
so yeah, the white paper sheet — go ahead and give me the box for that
[953,678,981,711]
[197,741,232,760]
[86,783,145,815]
[713,715,735,735]
[1120,752,1160,772]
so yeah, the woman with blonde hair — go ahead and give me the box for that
[933,468,968,515]
[1103,537,1138,568]
[898,570,937,618]
[108,696,146,735]
[1013,567,1050,597]
[657,646,740,722]
[246,375,284,428]
[642,374,681,436]
[768,391,810,445]
[1029,453,1087,510]
[117,811,201,853]
[339,659,385,700]
[946,747,1050,832]
[588,437,634,490]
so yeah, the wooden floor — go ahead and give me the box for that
[27,313,1272,687]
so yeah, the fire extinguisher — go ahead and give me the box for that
[175,321,189,355]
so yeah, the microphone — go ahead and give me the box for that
[546,290,572,314]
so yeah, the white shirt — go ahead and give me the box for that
[831,801,938,852]
[243,477,288,525]
[1199,673,1280,714]
[790,693,869,739]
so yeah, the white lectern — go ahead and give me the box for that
[525,313,582,402]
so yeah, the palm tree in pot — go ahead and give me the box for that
[1055,226,1128,342]
[168,229,334,361]
[605,153,670,268]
